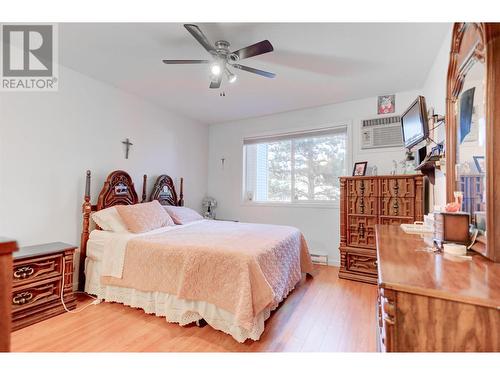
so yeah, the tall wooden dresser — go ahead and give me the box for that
[338,174,424,284]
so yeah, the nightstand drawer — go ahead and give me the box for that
[11,242,76,331]
[13,254,63,286]
[12,277,62,312]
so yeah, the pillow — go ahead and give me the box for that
[163,206,203,225]
[92,206,129,232]
[116,200,174,233]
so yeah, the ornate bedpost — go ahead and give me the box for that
[178,177,184,206]
[142,174,147,203]
[79,170,92,291]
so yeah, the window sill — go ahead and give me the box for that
[240,201,339,209]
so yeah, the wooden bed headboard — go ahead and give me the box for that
[79,170,139,291]
[79,170,185,291]
[97,170,139,210]
[143,174,184,206]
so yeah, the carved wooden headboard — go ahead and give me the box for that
[143,174,184,206]
[96,170,139,210]
[79,170,139,291]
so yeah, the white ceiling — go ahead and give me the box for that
[59,23,450,124]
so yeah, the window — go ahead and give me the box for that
[244,126,347,204]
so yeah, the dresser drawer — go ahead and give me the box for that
[377,290,385,352]
[379,196,415,218]
[347,178,378,197]
[12,277,62,313]
[378,288,396,352]
[345,248,377,275]
[348,195,377,215]
[347,215,377,248]
[380,177,416,197]
[379,216,414,226]
[13,254,63,286]
[11,243,77,331]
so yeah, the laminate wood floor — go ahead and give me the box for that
[11,265,378,352]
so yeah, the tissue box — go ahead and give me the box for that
[434,212,470,246]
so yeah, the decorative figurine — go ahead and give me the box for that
[445,191,463,212]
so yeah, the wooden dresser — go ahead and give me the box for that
[338,174,424,284]
[0,238,18,352]
[12,242,76,330]
[376,225,500,352]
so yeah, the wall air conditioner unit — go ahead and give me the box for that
[361,115,403,149]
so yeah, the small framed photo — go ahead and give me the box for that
[353,161,368,176]
[473,156,485,174]
[378,94,395,114]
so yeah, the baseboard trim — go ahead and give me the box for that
[328,259,340,267]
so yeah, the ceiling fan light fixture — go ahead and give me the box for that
[210,63,222,76]
[163,24,276,89]
[226,68,237,83]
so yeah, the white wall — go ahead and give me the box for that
[207,89,422,265]
[0,65,208,253]
[421,28,452,208]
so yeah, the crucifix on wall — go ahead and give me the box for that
[122,138,133,159]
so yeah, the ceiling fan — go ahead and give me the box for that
[163,24,276,89]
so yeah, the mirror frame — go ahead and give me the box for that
[446,23,500,262]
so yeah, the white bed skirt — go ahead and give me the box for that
[85,258,271,343]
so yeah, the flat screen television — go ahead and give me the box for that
[401,96,429,149]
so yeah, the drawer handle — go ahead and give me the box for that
[13,266,35,279]
[393,198,399,215]
[13,292,34,305]
[394,181,399,195]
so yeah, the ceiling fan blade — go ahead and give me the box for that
[162,59,210,64]
[184,24,216,55]
[209,74,222,89]
[232,64,276,78]
[232,40,274,60]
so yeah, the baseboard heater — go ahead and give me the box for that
[310,252,329,265]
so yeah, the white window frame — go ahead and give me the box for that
[241,121,352,209]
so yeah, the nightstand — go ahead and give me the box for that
[12,242,77,330]
[0,238,17,351]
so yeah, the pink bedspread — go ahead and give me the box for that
[101,220,314,329]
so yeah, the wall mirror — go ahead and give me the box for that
[455,56,486,241]
[446,23,500,262]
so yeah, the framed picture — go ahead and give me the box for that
[378,94,395,114]
[473,156,485,174]
[353,161,368,176]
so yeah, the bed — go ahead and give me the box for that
[79,170,315,342]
